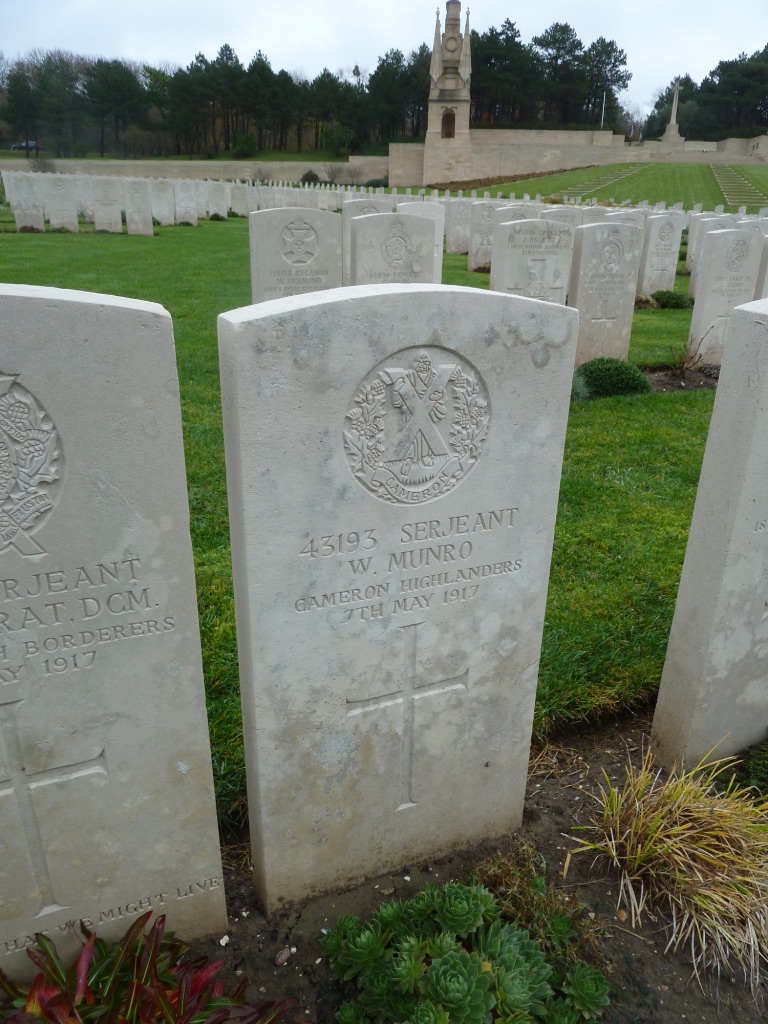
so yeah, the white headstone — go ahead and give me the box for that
[0,284,226,979]
[125,178,153,236]
[567,222,644,365]
[45,175,79,233]
[445,199,472,255]
[688,229,763,364]
[8,173,45,233]
[92,178,124,234]
[150,179,176,226]
[652,298,768,767]
[396,201,446,282]
[249,209,342,303]
[468,202,501,272]
[350,214,437,285]
[174,181,198,227]
[342,198,395,284]
[490,220,575,305]
[637,215,684,295]
[218,283,578,911]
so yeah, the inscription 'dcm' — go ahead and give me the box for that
[343,343,491,506]
[0,373,62,557]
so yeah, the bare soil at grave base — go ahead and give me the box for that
[188,711,763,1024]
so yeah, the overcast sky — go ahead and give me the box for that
[2,0,766,115]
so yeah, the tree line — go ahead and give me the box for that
[0,24,765,159]
[642,46,768,141]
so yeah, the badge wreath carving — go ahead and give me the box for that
[344,346,490,505]
[0,374,62,556]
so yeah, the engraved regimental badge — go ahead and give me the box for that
[344,345,490,505]
[381,218,413,268]
[725,239,750,272]
[0,374,62,556]
[281,216,318,265]
[601,229,624,270]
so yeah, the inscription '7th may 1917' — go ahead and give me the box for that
[295,507,521,624]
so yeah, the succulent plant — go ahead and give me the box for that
[420,950,496,1024]
[433,884,498,938]
[405,999,452,1024]
[560,965,611,1020]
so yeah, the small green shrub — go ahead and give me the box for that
[652,290,692,309]
[0,911,298,1024]
[364,177,388,188]
[322,882,609,1024]
[232,133,258,159]
[300,169,320,184]
[209,212,227,222]
[572,358,650,400]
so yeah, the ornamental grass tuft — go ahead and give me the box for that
[569,749,768,992]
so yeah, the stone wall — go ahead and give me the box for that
[390,129,768,187]
[0,155,388,185]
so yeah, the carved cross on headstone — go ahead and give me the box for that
[716,311,733,347]
[0,691,108,918]
[346,622,469,810]
[591,310,618,355]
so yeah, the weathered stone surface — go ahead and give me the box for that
[342,198,395,284]
[652,298,768,767]
[397,201,445,282]
[125,178,153,236]
[218,284,577,911]
[637,214,684,295]
[350,213,437,285]
[445,198,472,254]
[44,176,79,233]
[174,181,198,227]
[0,284,226,979]
[567,222,643,365]
[467,201,502,271]
[688,229,762,364]
[490,219,574,305]
[150,179,176,226]
[249,209,342,303]
[5,173,45,233]
[92,177,124,234]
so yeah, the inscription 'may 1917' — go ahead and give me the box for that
[344,343,490,505]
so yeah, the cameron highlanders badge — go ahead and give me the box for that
[0,373,62,556]
[344,345,490,505]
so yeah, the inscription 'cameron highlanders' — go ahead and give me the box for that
[219,283,578,912]
[0,285,225,981]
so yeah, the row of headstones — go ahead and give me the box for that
[3,276,768,977]
[2,171,236,233]
[2,172,468,234]
[251,198,768,367]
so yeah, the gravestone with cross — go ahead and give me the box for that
[653,298,768,767]
[249,208,342,303]
[687,228,763,365]
[219,283,578,911]
[490,219,575,305]
[0,285,226,980]
[567,221,643,365]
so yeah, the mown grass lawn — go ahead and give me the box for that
[0,174,719,833]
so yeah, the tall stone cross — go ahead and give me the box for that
[0,687,108,918]
[346,621,469,810]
